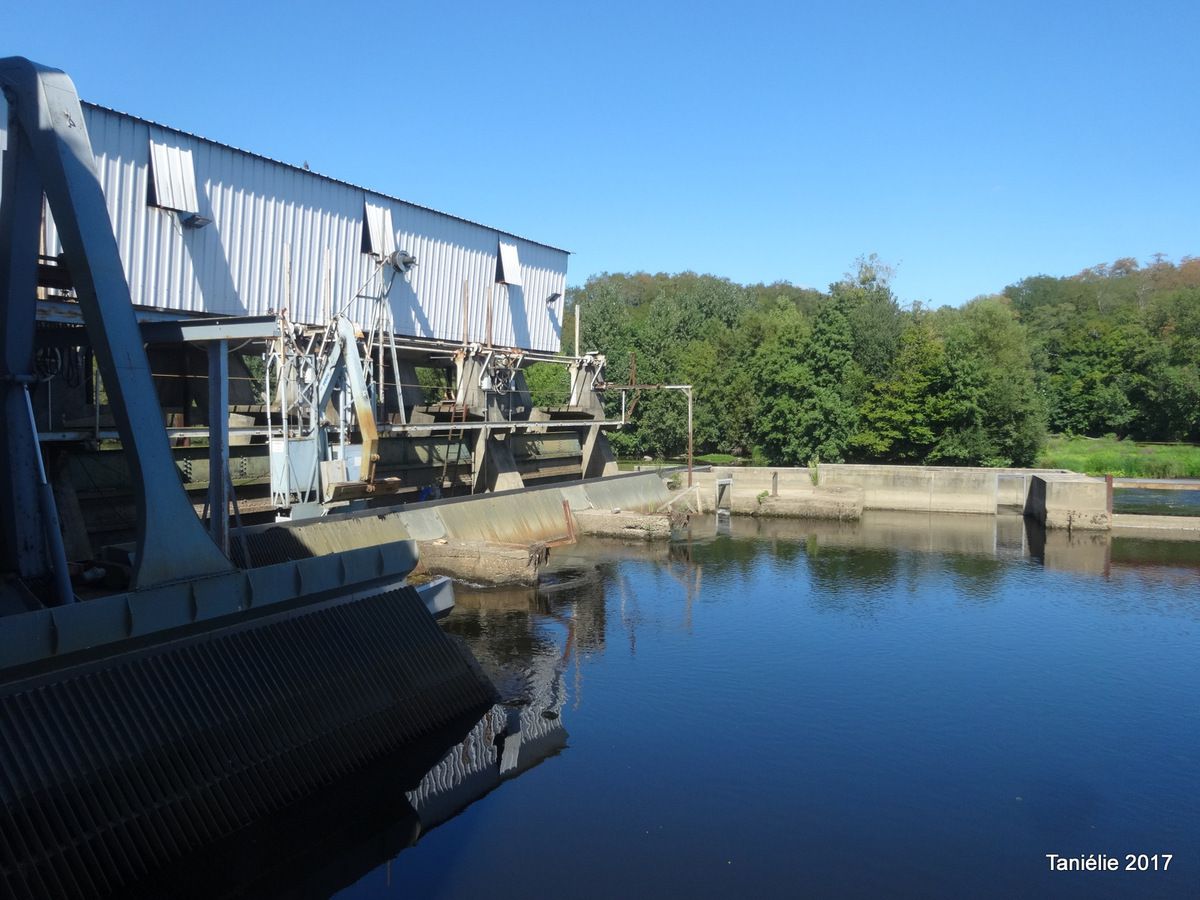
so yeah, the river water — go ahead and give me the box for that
[330,512,1198,900]
[1114,487,1200,516]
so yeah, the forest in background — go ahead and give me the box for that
[525,255,1200,468]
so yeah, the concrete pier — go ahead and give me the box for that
[573,509,673,540]
[1024,472,1111,530]
[416,539,542,585]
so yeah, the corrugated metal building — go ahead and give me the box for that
[40,103,569,354]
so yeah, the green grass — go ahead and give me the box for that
[1036,435,1200,478]
[694,452,742,465]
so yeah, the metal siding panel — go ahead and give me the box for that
[517,239,568,352]
[44,106,568,353]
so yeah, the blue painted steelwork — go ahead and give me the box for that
[0,57,232,589]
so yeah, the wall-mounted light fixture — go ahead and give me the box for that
[547,292,562,305]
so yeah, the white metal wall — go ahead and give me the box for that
[41,104,568,353]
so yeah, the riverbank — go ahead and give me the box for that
[1036,434,1200,478]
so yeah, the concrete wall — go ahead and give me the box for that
[818,464,1000,514]
[1025,473,1110,531]
[691,467,862,519]
[693,464,1103,530]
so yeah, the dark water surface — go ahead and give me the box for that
[1114,486,1200,516]
[334,512,1198,900]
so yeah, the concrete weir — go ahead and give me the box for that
[691,464,1114,530]
[238,470,674,586]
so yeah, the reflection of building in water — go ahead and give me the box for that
[408,577,576,829]
[128,583,576,899]
[407,699,567,830]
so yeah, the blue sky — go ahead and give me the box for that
[8,0,1198,305]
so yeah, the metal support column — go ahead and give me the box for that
[207,340,229,556]
[0,88,50,580]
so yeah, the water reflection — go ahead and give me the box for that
[140,510,1199,898]
[684,509,1200,584]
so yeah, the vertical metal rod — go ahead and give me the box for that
[686,386,693,488]
[264,351,276,505]
[486,284,494,348]
[461,279,470,347]
[263,352,273,436]
[386,309,406,425]
[574,299,581,356]
[207,340,230,557]
[92,360,100,442]
[23,384,73,604]
[280,347,290,502]
[228,470,252,568]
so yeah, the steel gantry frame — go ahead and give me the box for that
[0,56,234,590]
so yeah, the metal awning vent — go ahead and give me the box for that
[147,134,199,214]
[497,240,523,286]
[362,200,396,256]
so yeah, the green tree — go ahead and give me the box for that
[524,362,570,408]
[938,297,1045,465]
[750,300,862,464]
[852,312,958,461]
[829,254,904,380]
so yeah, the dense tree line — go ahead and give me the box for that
[525,255,1200,466]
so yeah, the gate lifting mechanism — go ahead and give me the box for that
[265,313,394,514]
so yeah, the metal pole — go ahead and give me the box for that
[686,386,693,488]
[206,340,230,557]
[23,384,73,604]
[574,299,581,357]
[93,359,100,442]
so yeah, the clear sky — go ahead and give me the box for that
[7,0,1198,304]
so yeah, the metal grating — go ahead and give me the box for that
[0,586,496,898]
[230,526,317,567]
